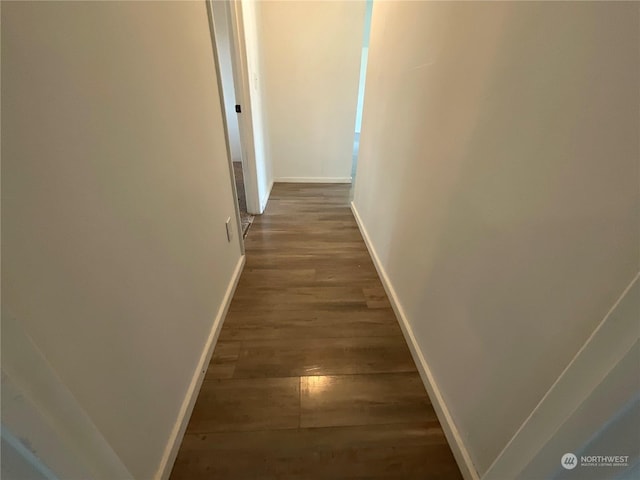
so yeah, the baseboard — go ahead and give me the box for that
[350,202,480,480]
[274,176,352,184]
[155,254,246,480]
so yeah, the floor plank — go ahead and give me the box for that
[185,377,299,433]
[230,337,416,378]
[172,423,460,480]
[204,341,242,379]
[219,309,403,341]
[300,373,435,428]
[170,183,462,479]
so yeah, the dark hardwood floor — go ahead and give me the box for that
[170,183,462,480]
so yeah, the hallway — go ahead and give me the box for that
[170,184,462,479]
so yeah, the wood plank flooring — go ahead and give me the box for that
[170,183,462,480]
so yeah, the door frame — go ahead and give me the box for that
[205,1,244,253]
[207,0,261,217]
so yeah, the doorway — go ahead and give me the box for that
[209,0,255,239]
[351,0,374,191]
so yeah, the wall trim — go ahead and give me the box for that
[275,176,352,184]
[350,202,480,480]
[155,254,246,480]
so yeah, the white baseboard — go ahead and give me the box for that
[155,254,246,480]
[350,202,479,480]
[274,176,352,184]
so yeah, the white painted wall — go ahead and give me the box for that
[212,0,242,164]
[259,1,366,182]
[2,2,241,478]
[353,1,639,477]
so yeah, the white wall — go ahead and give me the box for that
[2,2,241,478]
[353,1,639,477]
[259,1,365,182]
[212,1,242,164]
